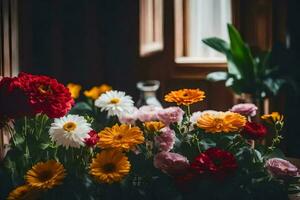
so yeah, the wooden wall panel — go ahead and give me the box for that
[239,0,273,51]
[0,0,18,76]
[0,0,19,160]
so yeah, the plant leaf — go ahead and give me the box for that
[206,71,228,82]
[228,24,255,83]
[202,37,230,54]
[263,78,286,96]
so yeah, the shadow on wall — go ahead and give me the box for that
[19,0,140,97]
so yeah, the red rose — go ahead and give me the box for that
[191,147,238,180]
[18,73,74,118]
[0,77,36,119]
[242,122,267,139]
[84,130,99,147]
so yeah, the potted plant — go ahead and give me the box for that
[202,24,288,111]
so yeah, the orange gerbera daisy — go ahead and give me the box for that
[7,185,40,200]
[67,83,82,99]
[164,89,205,106]
[144,121,165,132]
[89,149,131,184]
[98,124,144,150]
[84,84,112,100]
[197,111,246,133]
[25,160,66,190]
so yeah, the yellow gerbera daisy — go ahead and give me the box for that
[144,121,165,132]
[25,160,66,190]
[197,111,246,133]
[84,84,112,100]
[98,124,144,150]
[261,112,284,124]
[67,83,82,99]
[7,185,40,200]
[164,89,205,106]
[89,149,131,184]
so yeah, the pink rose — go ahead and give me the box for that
[157,107,184,125]
[154,151,189,176]
[137,105,162,122]
[154,127,176,152]
[118,107,138,124]
[265,158,299,177]
[230,103,258,117]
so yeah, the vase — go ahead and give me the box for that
[136,80,162,108]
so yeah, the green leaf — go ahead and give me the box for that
[263,78,286,96]
[263,148,286,159]
[228,24,255,83]
[206,71,228,82]
[202,36,242,79]
[40,143,50,150]
[202,37,230,54]
[69,102,93,115]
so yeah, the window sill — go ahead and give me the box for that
[175,57,227,68]
[140,42,163,57]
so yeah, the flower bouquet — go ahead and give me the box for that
[0,73,299,200]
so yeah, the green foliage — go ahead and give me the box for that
[203,24,289,98]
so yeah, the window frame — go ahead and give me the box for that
[174,0,239,67]
[139,0,164,57]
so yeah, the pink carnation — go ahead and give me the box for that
[118,107,138,124]
[265,158,299,177]
[157,107,184,125]
[154,127,175,152]
[230,103,258,117]
[154,151,189,176]
[137,105,163,122]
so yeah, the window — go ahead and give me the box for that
[175,0,232,64]
[139,0,163,56]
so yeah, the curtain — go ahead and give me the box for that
[187,0,232,61]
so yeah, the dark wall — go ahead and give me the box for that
[18,0,140,97]
[282,0,300,157]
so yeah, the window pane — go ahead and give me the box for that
[186,0,232,61]
[140,0,163,56]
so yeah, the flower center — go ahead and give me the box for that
[39,170,53,182]
[213,118,224,129]
[63,122,77,132]
[102,163,116,173]
[114,134,123,140]
[182,92,189,97]
[110,98,120,104]
[38,84,51,94]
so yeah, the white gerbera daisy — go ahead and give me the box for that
[49,114,92,149]
[94,90,134,117]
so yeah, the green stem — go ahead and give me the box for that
[187,105,191,118]
[24,116,28,136]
